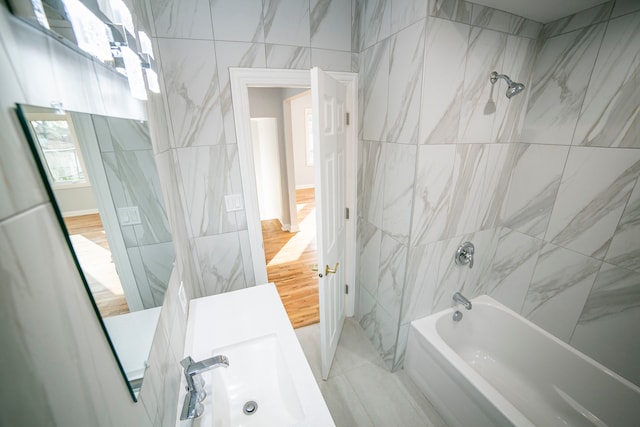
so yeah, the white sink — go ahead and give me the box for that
[207,334,304,426]
[180,283,334,427]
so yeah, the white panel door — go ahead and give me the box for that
[311,67,347,380]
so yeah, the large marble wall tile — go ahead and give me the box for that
[470,4,511,33]
[0,44,47,221]
[351,0,364,52]
[238,230,255,286]
[386,20,425,145]
[311,0,351,51]
[357,140,385,228]
[484,228,543,313]
[491,35,537,143]
[311,48,352,72]
[156,39,224,147]
[210,0,264,42]
[545,147,640,259]
[572,12,640,148]
[266,44,311,69]
[194,232,246,295]
[358,291,399,368]
[392,322,410,370]
[509,15,542,39]
[430,228,500,313]
[0,204,150,426]
[150,0,213,39]
[419,18,468,145]
[541,2,613,39]
[377,233,407,321]
[522,243,601,342]
[357,217,382,296]
[570,263,640,385]
[400,242,439,324]
[612,0,640,18]
[411,144,455,246]
[93,60,146,121]
[361,0,391,50]
[501,144,569,238]
[127,247,154,307]
[106,116,152,151]
[177,146,237,238]
[225,145,247,231]
[605,178,640,272]
[382,143,416,244]
[391,0,427,34]
[446,144,513,238]
[522,24,606,145]
[263,0,310,47]
[458,28,507,144]
[361,40,389,142]
[139,242,176,305]
[214,41,266,144]
[428,0,471,24]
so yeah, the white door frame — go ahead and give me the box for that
[230,68,358,317]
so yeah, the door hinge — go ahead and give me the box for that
[345,207,350,219]
[345,284,349,294]
[345,112,350,126]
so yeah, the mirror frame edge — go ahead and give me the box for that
[14,103,138,402]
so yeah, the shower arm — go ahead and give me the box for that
[490,71,514,86]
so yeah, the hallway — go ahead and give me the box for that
[262,188,319,328]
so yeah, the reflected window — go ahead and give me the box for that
[29,114,88,188]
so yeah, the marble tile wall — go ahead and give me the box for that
[356,0,540,369]
[0,3,185,426]
[145,0,357,300]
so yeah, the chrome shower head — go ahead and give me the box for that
[490,71,525,99]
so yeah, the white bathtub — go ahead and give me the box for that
[405,295,640,427]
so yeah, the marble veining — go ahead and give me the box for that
[310,48,352,72]
[411,144,455,246]
[522,243,602,342]
[572,11,640,148]
[508,15,542,39]
[391,0,427,34]
[419,18,468,145]
[381,143,416,244]
[357,140,385,228]
[357,288,398,368]
[386,19,425,145]
[177,146,237,238]
[605,178,640,272]
[310,0,351,52]
[522,23,606,145]
[544,147,640,259]
[470,4,510,33]
[428,0,471,24]
[376,232,407,320]
[362,0,391,50]
[541,1,613,39]
[612,0,640,18]
[401,242,440,325]
[263,0,311,47]
[266,44,311,69]
[157,39,225,148]
[356,217,382,296]
[194,232,246,295]
[458,27,507,144]
[361,39,389,142]
[501,144,569,238]
[150,0,213,39]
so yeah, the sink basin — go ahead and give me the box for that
[206,334,304,426]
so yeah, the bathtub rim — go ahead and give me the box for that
[408,294,640,426]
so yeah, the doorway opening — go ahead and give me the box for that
[248,87,319,328]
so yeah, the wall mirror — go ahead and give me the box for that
[16,103,175,400]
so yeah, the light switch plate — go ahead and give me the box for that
[117,206,142,225]
[224,194,243,212]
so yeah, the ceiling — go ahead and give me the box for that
[471,0,610,23]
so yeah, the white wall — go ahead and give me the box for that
[251,118,283,221]
[289,90,315,189]
[55,185,99,216]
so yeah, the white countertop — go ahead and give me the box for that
[179,283,334,427]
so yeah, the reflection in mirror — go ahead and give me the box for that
[17,104,175,398]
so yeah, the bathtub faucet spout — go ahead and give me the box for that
[453,292,472,310]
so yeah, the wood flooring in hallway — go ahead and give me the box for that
[262,188,319,329]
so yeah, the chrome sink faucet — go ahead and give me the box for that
[180,355,229,420]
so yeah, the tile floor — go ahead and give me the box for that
[295,318,448,427]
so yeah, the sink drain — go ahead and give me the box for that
[243,401,258,415]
